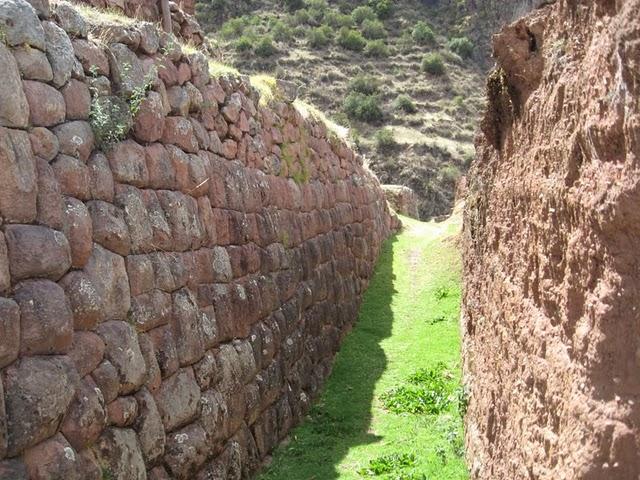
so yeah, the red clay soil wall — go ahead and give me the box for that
[0,1,397,478]
[462,1,640,478]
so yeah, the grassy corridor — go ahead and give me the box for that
[259,212,468,480]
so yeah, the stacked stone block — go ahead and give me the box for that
[0,1,397,478]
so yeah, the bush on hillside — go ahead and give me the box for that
[448,36,474,58]
[255,37,277,57]
[284,0,304,10]
[364,39,389,57]
[307,27,331,48]
[375,128,397,151]
[361,18,386,39]
[344,92,383,122]
[394,94,417,113]
[369,0,394,18]
[325,10,353,28]
[421,52,445,75]
[270,19,294,42]
[220,17,249,39]
[290,8,311,25]
[351,5,377,24]
[337,27,366,51]
[412,21,435,45]
[235,35,253,53]
[348,74,380,95]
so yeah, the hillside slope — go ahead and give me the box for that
[196,0,492,219]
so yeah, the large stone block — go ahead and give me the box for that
[72,39,109,76]
[29,127,59,162]
[59,271,104,330]
[153,367,201,432]
[67,330,104,377]
[92,428,146,480]
[0,0,45,49]
[134,91,165,143]
[0,128,37,222]
[129,289,172,332]
[96,321,146,395]
[61,79,91,120]
[62,196,92,268]
[4,225,71,282]
[43,20,74,87]
[14,279,73,355]
[59,376,106,452]
[109,43,146,97]
[156,190,204,252]
[0,45,29,128]
[88,152,115,202]
[23,80,65,127]
[115,184,154,254]
[134,388,165,466]
[164,422,209,479]
[91,360,119,405]
[0,298,19,369]
[3,355,79,456]
[35,156,64,230]
[87,200,131,257]
[161,116,199,153]
[0,236,7,295]
[51,154,91,200]
[23,434,81,480]
[53,121,94,162]
[83,244,130,321]
[107,139,149,188]
[147,325,179,379]
[52,1,87,38]
[171,288,205,366]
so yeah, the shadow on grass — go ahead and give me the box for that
[259,233,399,480]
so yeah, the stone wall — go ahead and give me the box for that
[381,185,419,219]
[0,1,397,478]
[463,1,640,478]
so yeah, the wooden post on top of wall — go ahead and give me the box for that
[161,0,172,33]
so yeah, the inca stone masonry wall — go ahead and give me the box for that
[463,1,640,478]
[0,1,397,478]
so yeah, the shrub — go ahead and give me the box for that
[234,35,253,53]
[375,128,397,151]
[361,18,386,39]
[412,21,434,44]
[255,37,277,57]
[291,8,311,25]
[358,453,417,477]
[421,52,445,75]
[284,0,304,10]
[337,27,366,51]
[351,5,376,24]
[325,10,353,28]
[343,92,383,122]
[348,74,380,95]
[220,17,249,39]
[448,36,474,58]
[270,19,293,42]
[364,39,389,57]
[394,94,417,113]
[369,0,394,18]
[307,27,331,48]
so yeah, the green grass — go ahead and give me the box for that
[259,213,468,480]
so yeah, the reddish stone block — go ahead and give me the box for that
[23,434,81,480]
[197,196,216,247]
[51,153,91,200]
[115,184,154,254]
[141,190,173,252]
[61,79,91,120]
[29,127,59,161]
[145,143,176,190]
[60,376,107,451]
[107,396,138,427]
[96,320,146,395]
[62,196,92,268]
[13,46,53,82]
[133,91,165,143]
[130,289,172,332]
[147,325,180,379]
[3,356,78,456]
[59,271,104,330]
[221,139,238,159]
[155,57,178,87]
[134,387,165,465]
[164,422,209,479]
[67,330,105,377]
[87,200,131,256]
[138,334,162,393]
[4,224,71,281]
[87,152,115,202]
[153,367,201,433]
[91,360,119,404]
[14,279,73,355]
[162,116,199,153]
[156,190,205,252]
[0,298,19,369]
[83,244,131,321]
[171,287,205,366]
[35,156,64,230]
[23,80,65,127]
[107,139,149,187]
[177,62,191,85]
[53,121,94,162]
[0,128,37,223]
[126,254,155,296]
[72,39,109,76]
[91,428,146,480]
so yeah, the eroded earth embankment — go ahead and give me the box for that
[0,1,398,478]
[463,0,640,478]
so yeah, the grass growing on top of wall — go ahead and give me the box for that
[258,211,468,479]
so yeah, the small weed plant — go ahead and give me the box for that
[412,21,434,45]
[361,18,386,39]
[344,92,383,123]
[348,74,380,95]
[338,27,367,51]
[375,128,397,152]
[394,94,417,113]
[448,36,474,58]
[255,36,277,57]
[358,453,417,476]
[365,39,389,57]
[351,5,377,24]
[421,53,445,75]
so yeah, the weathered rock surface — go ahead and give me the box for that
[0,1,398,477]
[463,1,640,479]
